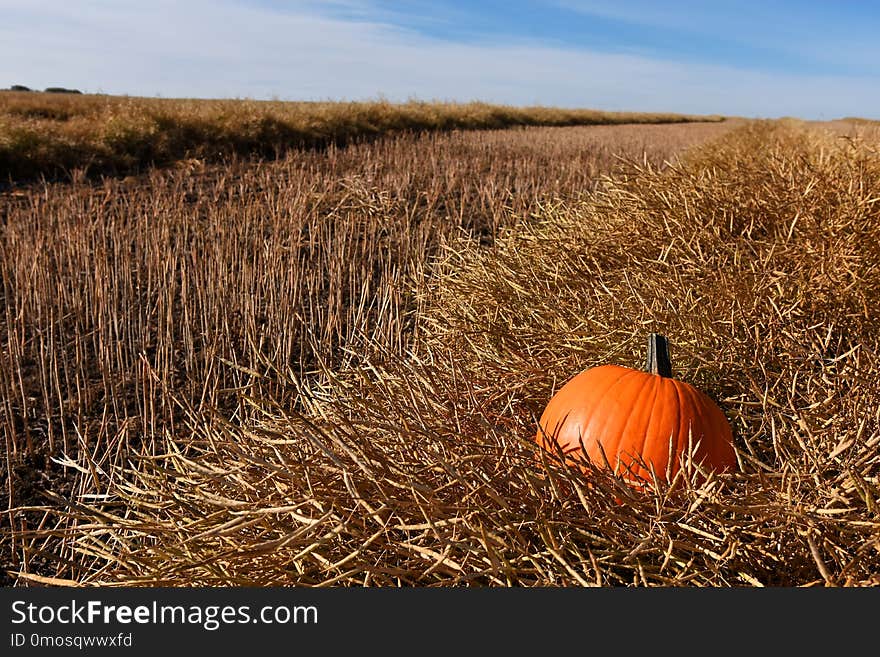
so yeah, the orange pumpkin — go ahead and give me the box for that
[536,334,735,486]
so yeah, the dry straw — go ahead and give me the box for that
[5,119,879,586]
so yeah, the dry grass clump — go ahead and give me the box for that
[13,119,879,587]
[0,91,723,183]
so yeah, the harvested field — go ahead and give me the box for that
[0,91,722,184]
[4,117,879,587]
[2,120,734,583]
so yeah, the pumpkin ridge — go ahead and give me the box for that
[566,366,636,452]
[584,368,645,467]
[593,369,656,475]
[615,370,657,476]
[679,379,713,469]
[670,376,687,477]
[633,374,664,482]
[693,385,734,468]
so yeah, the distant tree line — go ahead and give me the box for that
[6,84,82,93]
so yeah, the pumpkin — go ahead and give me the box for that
[535,333,735,485]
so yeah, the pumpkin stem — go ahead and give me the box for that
[645,333,673,378]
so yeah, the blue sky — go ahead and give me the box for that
[2,0,879,118]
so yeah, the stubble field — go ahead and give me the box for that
[2,106,879,586]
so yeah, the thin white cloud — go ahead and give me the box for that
[1,0,877,118]
[554,0,764,32]
[554,0,880,71]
